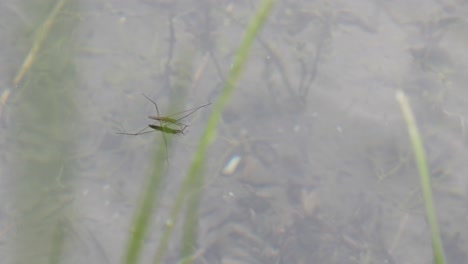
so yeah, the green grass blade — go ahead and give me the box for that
[151,1,275,263]
[123,43,194,264]
[179,0,275,262]
[123,151,168,264]
[396,90,446,264]
[10,0,79,263]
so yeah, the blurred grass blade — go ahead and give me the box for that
[395,90,446,264]
[14,0,69,87]
[50,220,66,264]
[179,0,274,263]
[151,1,275,263]
[11,0,79,263]
[123,47,195,264]
[123,145,168,264]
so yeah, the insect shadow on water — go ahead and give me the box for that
[117,94,211,162]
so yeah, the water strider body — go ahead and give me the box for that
[117,94,211,161]
[148,124,187,135]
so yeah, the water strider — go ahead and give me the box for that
[117,94,211,161]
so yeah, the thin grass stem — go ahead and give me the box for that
[396,90,446,264]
